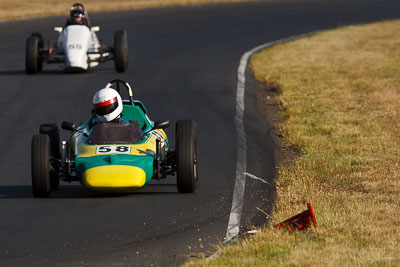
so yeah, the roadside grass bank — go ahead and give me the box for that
[187,20,400,265]
[0,0,252,20]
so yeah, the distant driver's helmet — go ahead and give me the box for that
[70,9,85,24]
[93,88,123,122]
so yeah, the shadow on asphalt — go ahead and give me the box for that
[0,67,117,76]
[0,70,64,76]
[0,184,179,199]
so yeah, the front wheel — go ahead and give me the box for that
[25,34,43,74]
[113,30,128,72]
[39,124,60,191]
[31,134,52,198]
[176,120,198,193]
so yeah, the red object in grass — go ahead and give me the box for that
[274,202,317,231]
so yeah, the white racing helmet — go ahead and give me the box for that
[93,88,123,122]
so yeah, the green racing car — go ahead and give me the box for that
[31,79,198,197]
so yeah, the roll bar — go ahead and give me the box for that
[105,79,134,106]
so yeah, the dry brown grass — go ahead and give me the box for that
[186,20,400,266]
[0,0,254,20]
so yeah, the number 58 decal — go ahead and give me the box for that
[96,145,131,154]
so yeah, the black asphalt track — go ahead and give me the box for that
[0,0,398,266]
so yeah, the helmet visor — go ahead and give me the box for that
[71,10,85,18]
[94,97,119,116]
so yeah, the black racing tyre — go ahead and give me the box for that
[113,30,128,72]
[31,33,44,71]
[176,120,198,193]
[39,124,60,159]
[25,34,43,74]
[39,124,60,190]
[31,134,51,198]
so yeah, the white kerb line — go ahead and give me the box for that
[225,32,317,243]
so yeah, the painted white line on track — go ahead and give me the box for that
[225,32,317,243]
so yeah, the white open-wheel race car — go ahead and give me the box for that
[25,3,129,74]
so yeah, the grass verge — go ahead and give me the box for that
[0,0,252,20]
[186,20,400,265]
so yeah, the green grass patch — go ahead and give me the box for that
[187,20,400,266]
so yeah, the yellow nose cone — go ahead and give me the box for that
[83,165,146,192]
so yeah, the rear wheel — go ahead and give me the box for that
[25,34,43,74]
[113,30,128,72]
[31,134,51,198]
[39,124,60,190]
[176,120,198,193]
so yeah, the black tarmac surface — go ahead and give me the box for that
[0,0,398,266]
